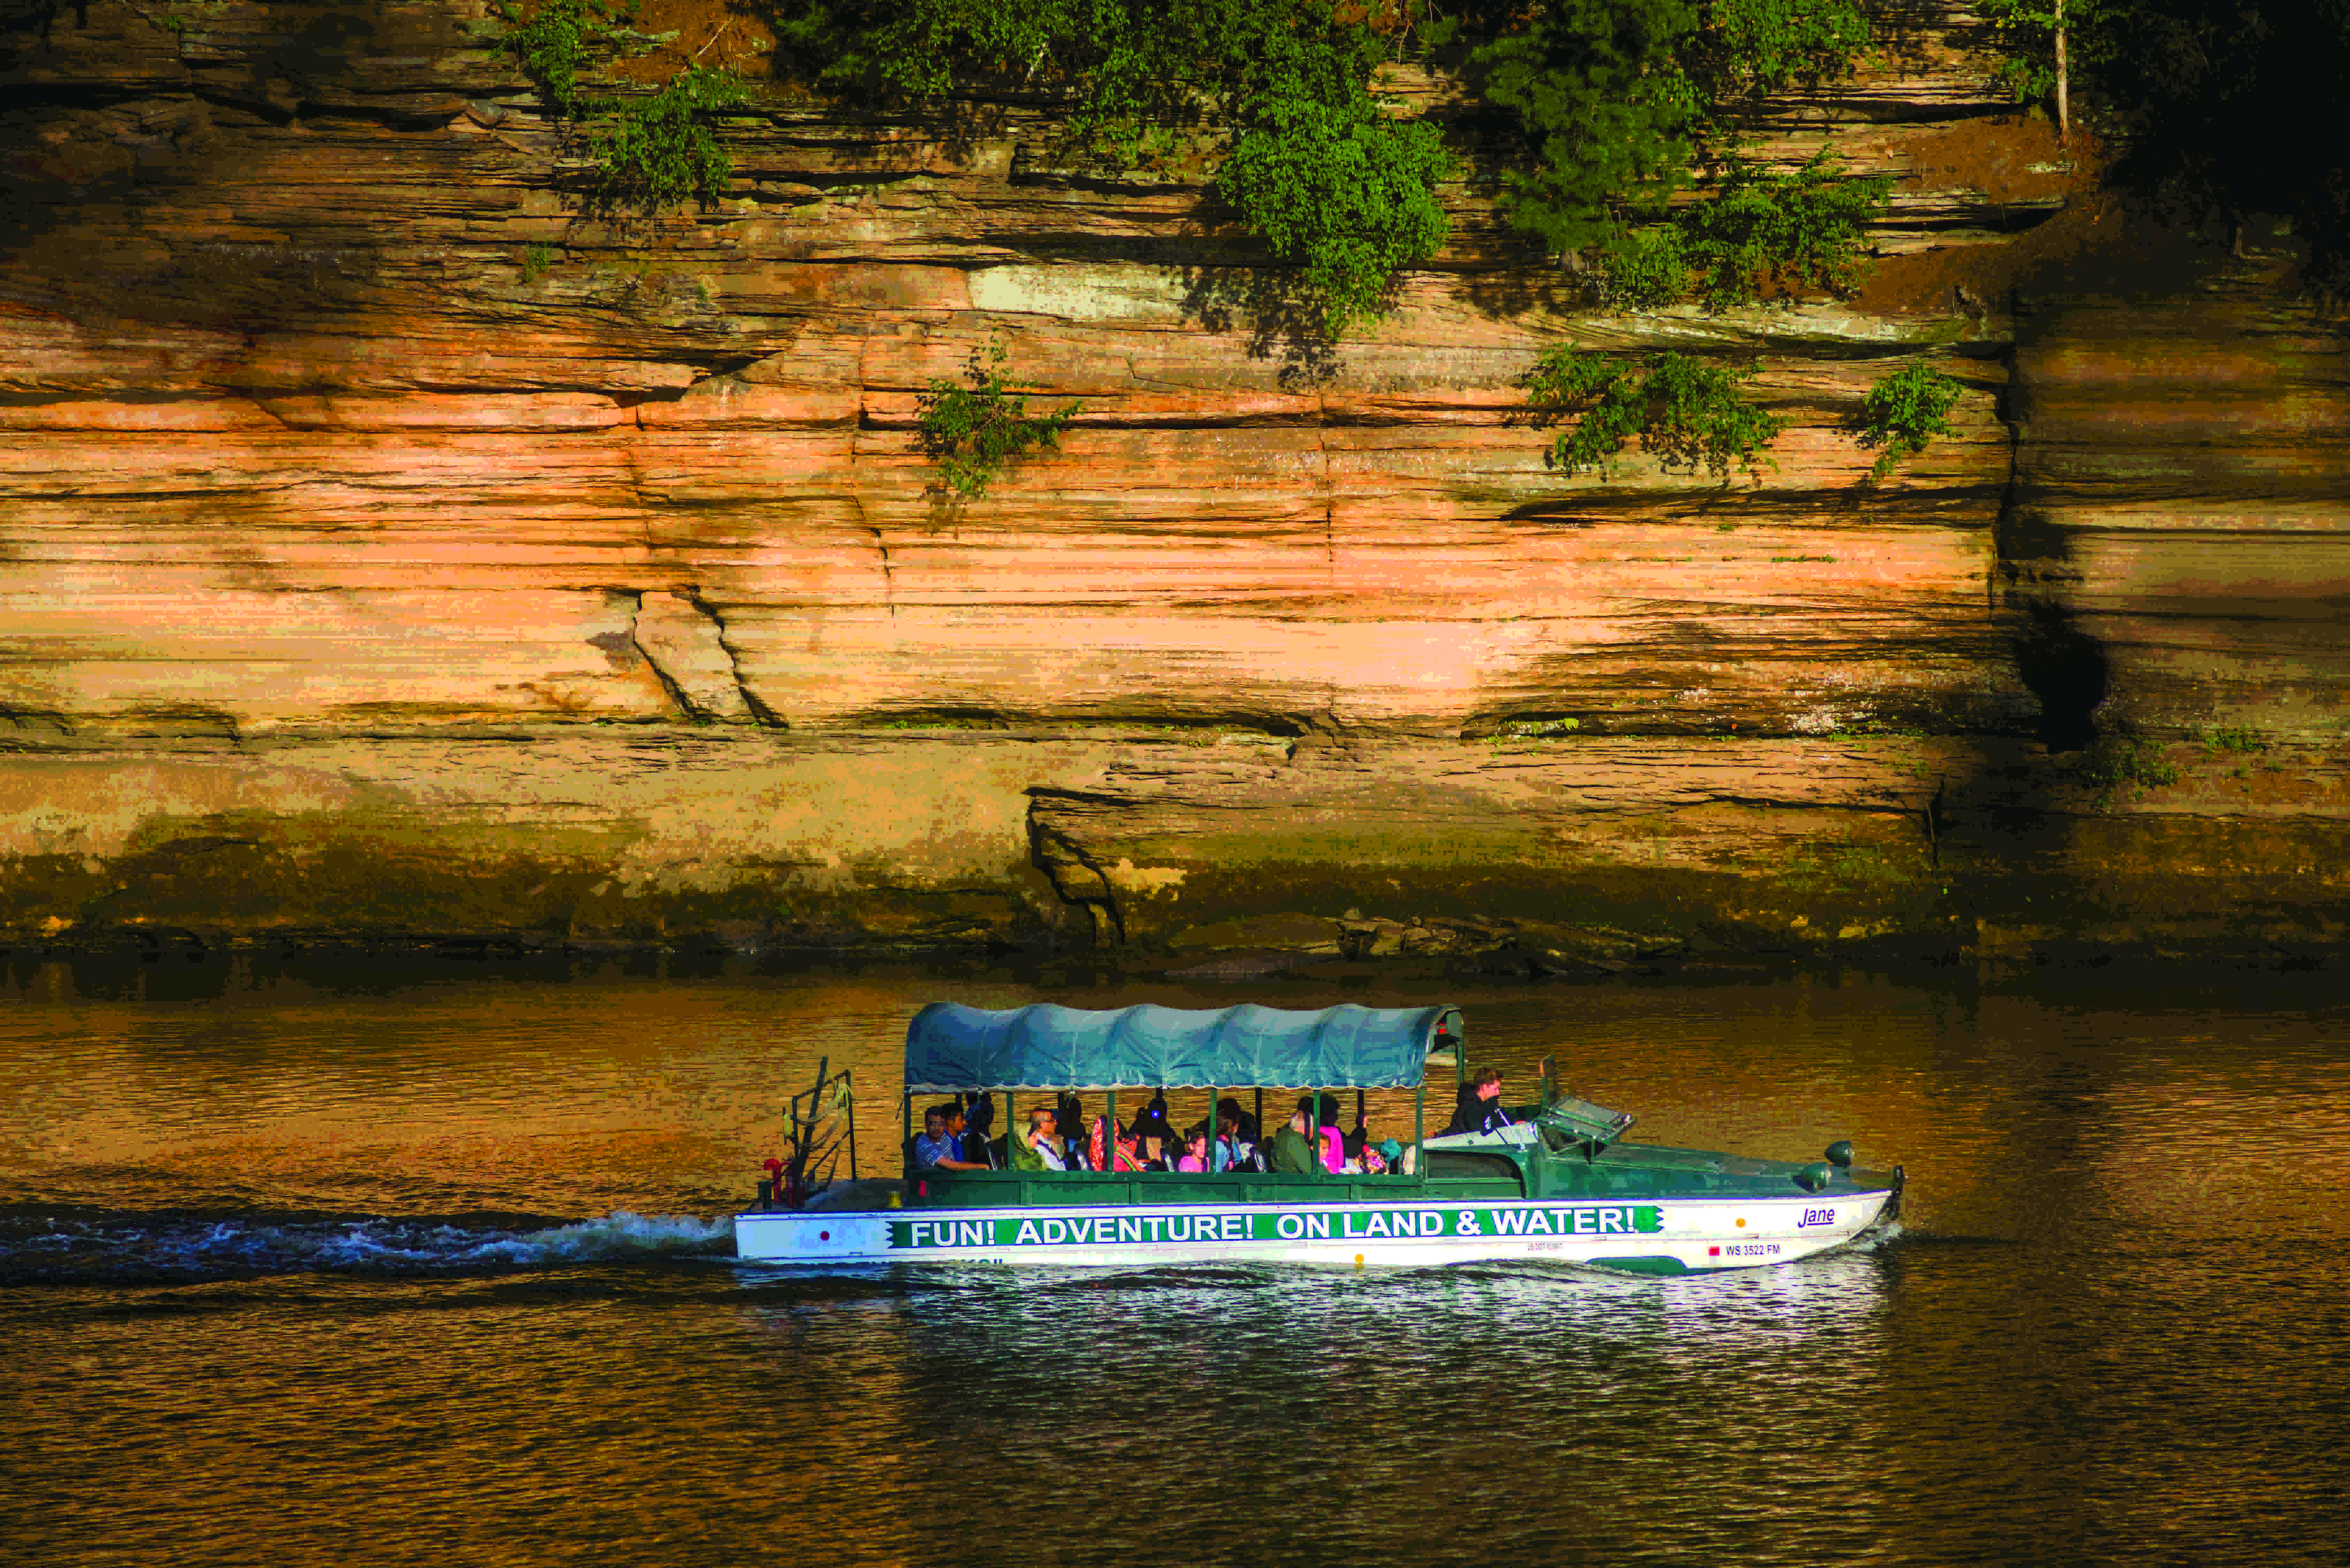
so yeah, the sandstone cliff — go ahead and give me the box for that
[3,0,2346,968]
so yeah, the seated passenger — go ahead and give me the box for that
[1177,1123,1211,1173]
[1132,1129,1174,1172]
[1056,1093,1090,1167]
[941,1102,995,1169]
[1314,1096,1345,1173]
[1368,1136,1403,1175]
[1009,1107,1068,1172]
[1216,1096,1260,1144]
[1214,1109,1253,1172]
[1268,1105,1319,1174]
[1126,1098,1175,1150]
[914,1105,989,1172]
[1442,1068,1515,1136]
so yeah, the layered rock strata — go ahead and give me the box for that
[3,0,2346,964]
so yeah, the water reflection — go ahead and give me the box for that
[5,957,2350,1564]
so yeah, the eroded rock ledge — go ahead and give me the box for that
[4,0,2347,968]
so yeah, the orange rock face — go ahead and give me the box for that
[3,1,2347,963]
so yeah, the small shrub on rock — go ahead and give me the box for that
[917,334,1083,499]
[1523,347,1785,480]
[1855,362,1965,480]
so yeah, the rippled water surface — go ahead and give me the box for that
[6,953,2349,1565]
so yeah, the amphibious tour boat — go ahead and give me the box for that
[734,1002,1902,1274]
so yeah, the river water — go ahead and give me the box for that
[4,951,2347,1565]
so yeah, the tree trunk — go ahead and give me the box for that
[2054,0,2070,149]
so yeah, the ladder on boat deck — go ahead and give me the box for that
[769,1057,857,1207]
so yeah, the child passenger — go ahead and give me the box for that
[1178,1124,1210,1173]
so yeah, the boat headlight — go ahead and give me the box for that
[1824,1140,1854,1169]
[1792,1161,1833,1193]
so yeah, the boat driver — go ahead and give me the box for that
[1443,1068,1515,1136]
[914,1104,990,1172]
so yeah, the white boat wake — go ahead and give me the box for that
[0,1210,736,1283]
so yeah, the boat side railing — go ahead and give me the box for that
[904,1169,1527,1208]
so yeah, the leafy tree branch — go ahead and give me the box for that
[1522,347,1785,479]
[917,334,1083,498]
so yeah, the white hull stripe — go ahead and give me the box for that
[735,1193,1891,1271]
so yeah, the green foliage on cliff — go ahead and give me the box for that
[2075,730,2179,807]
[1457,0,1701,256]
[1454,0,1872,261]
[1216,72,1452,333]
[917,334,1083,498]
[1522,347,1785,479]
[753,0,1897,324]
[1593,225,1691,309]
[1855,362,1965,479]
[501,0,617,117]
[1971,0,2120,108]
[1677,151,1888,308]
[498,0,747,215]
[1596,150,1887,309]
[766,0,1450,335]
[587,65,749,215]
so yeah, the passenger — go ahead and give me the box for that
[1215,1108,1253,1172]
[1056,1093,1088,1166]
[941,1102,994,1169]
[1368,1136,1403,1175]
[1178,1123,1211,1173]
[1268,1104,1319,1174]
[962,1093,997,1161]
[914,1105,989,1172]
[1217,1096,1260,1144]
[1133,1129,1175,1172]
[1341,1126,1368,1174]
[1314,1094,1345,1173]
[1126,1097,1175,1149]
[1443,1067,1515,1136]
[1009,1107,1068,1172]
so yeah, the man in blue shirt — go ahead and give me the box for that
[913,1105,988,1172]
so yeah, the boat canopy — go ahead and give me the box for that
[904,1002,1464,1093]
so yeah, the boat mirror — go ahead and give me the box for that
[1824,1140,1854,1169]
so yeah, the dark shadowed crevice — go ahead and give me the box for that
[1024,791,1127,947]
[679,588,787,727]
[2011,600,2107,752]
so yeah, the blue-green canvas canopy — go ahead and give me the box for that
[904,1002,1464,1092]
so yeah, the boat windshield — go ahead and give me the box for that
[1539,1122,1587,1157]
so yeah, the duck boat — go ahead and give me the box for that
[734,1002,1902,1275]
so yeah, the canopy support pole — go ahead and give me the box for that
[1310,1087,1322,1179]
[1207,1084,1219,1172]
[1106,1089,1117,1172]
[1413,1083,1424,1185]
